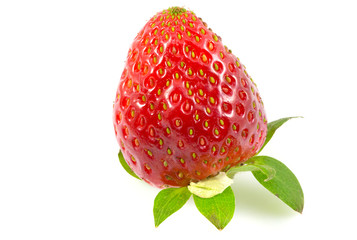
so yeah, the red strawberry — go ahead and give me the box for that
[113,7,267,188]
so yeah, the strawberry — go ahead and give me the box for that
[113,7,267,188]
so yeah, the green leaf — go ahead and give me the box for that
[226,162,276,182]
[250,156,304,213]
[118,151,140,180]
[258,116,302,154]
[193,187,235,230]
[153,187,192,227]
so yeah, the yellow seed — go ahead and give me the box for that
[189,129,193,135]
[147,150,153,156]
[167,148,172,155]
[158,112,162,120]
[195,36,200,42]
[191,51,195,58]
[195,113,199,120]
[175,119,181,127]
[201,54,207,62]
[199,69,204,76]
[209,76,215,84]
[175,72,179,79]
[219,119,224,126]
[200,28,205,34]
[225,76,231,83]
[180,158,185,164]
[214,128,219,135]
[185,81,190,89]
[204,121,209,128]
[188,68,192,76]
[209,97,215,104]
[198,89,203,96]
[166,127,171,134]
[206,42,213,52]
[214,63,219,71]
[213,34,218,42]
[206,107,211,114]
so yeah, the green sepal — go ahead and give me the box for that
[250,156,304,213]
[118,151,140,180]
[226,161,276,182]
[193,186,235,230]
[153,187,192,227]
[258,116,302,154]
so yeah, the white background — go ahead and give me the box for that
[1,0,356,239]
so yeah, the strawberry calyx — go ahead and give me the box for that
[118,117,304,230]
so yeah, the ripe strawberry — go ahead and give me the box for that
[113,7,267,188]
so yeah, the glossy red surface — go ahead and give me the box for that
[113,8,267,188]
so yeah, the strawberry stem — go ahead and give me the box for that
[166,7,187,15]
